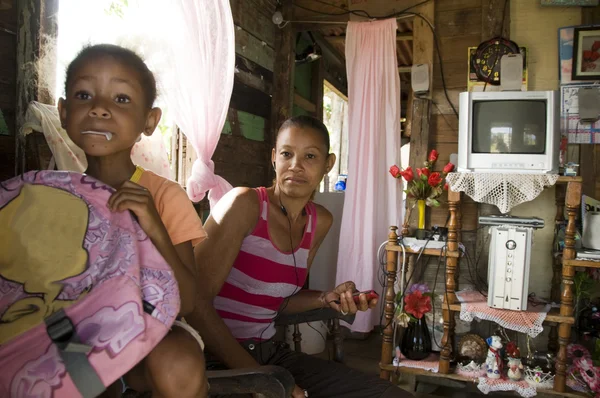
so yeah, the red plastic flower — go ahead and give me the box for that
[404,291,432,319]
[428,149,439,163]
[389,165,401,178]
[400,167,414,182]
[506,342,520,358]
[417,167,430,179]
[443,162,455,174]
[443,183,449,191]
[428,172,442,187]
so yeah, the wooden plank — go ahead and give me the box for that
[436,7,482,38]
[230,0,276,48]
[433,61,467,90]
[385,244,460,258]
[438,33,482,63]
[432,88,461,115]
[230,81,272,119]
[235,53,274,93]
[326,32,413,45]
[408,98,431,173]
[564,259,600,268]
[294,92,316,114]
[235,26,275,72]
[269,0,295,150]
[437,0,482,12]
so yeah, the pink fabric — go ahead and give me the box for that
[154,0,235,207]
[394,353,439,373]
[0,171,178,398]
[335,19,402,332]
[477,377,537,397]
[216,188,317,341]
[456,290,550,338]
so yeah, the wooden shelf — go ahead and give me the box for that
[564,258,600,268]
[446,304,574,324]
[556,176,582,183]
[385,244,460,258]
[378,364,587,397]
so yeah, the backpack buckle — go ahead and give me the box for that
[46,310,92,354]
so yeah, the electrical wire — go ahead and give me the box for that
[482,0,509,92]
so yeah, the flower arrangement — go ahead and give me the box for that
[389,149,455,207]
[389,149,455,230]
[394,283,433,327]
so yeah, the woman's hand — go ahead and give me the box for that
[108,181,166,240]
[321,281,378,315]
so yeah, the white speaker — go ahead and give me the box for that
[411,64,430,94]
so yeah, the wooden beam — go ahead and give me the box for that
[312,31,345,71]
[269,0,295,149]
[408,0,434,173]
[398,66,412,73]
[294,92,317,114]
[481,0,510,40]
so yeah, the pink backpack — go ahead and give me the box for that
[0,171,180,398]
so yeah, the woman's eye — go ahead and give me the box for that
[115,95,131,104]
[74,91,91,100]
[281,151,291,157]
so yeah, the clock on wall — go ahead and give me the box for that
[472,37,521,86]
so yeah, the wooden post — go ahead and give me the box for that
[311,58,324,119]
[549,183,567,354]
[269,0,295,152]
[481,0,510,40]
[407,1,434,231]
[380,226,399,381]
[555,181,581,392]
[440,189,460,374]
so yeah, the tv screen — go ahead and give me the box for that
[472,100,547,154]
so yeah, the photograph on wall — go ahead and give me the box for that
[467,47,528,92]
[543,0,598,5]
[559,26,576,85]
[572,26,600,80]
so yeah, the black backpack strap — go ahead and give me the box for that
[45,309,106,398]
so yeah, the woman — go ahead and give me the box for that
[187,115,410,398]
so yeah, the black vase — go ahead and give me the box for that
[400,317,432,360]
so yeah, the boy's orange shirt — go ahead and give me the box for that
[130,166,206,246]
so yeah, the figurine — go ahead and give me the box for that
[485,335,503,379]
[506,341,523,381]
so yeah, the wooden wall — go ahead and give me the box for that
[0,0,16,181]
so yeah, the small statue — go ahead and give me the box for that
[485,335,503,379]
[506,341,523,381]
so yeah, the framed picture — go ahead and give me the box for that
[572,26,600,80]
[542,0,598,5]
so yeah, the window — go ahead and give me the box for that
[321,80,349,192]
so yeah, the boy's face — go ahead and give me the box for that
[58,55,161,158]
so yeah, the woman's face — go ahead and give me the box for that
[272,126,335,198]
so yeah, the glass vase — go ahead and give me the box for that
[417,199,426,230]
[400,316,432,360]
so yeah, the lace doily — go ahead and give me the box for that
[393,353,439,373]
[446,172,559,213]
[456,290,550,338]
[477,377,537,398]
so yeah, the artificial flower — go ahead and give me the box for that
[443,162,455,174]
[443,183,449,191]
[417,167,430,179]
[400,167,414,182]
[406,283,431,295]
[506,341,520,358]
[428,149,439,162]
[389,165,401,178]
[404,290,432,319]
[428,172,442,187]
[395,311,411,328]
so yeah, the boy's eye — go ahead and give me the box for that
[281,151,291,157]
[306,153,316,159]
[115,95,131,104]
[74,91,91,100]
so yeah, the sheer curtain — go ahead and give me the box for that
[147,0,235,207]
[335,19,403,333]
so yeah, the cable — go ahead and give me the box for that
[292,0,431,20]
[482,0,509,92]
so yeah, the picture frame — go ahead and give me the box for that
[572,26,600,81]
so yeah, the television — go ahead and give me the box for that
[457,90,560,174]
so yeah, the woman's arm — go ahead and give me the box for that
[186,187,262,369]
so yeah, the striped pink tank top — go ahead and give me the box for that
[214,187,317,341]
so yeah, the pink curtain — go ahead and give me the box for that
[155,0,235,207]
[335,19,403,333]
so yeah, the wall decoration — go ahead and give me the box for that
[467,47,528,92]
[561,84,600,143]
[542,0,599,5]
[572,26,600,81]
[559,26,576,85]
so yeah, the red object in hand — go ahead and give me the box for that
[352,290,379,304]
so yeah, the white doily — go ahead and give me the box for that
[446,172,559,213]
[477,377,537,397]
